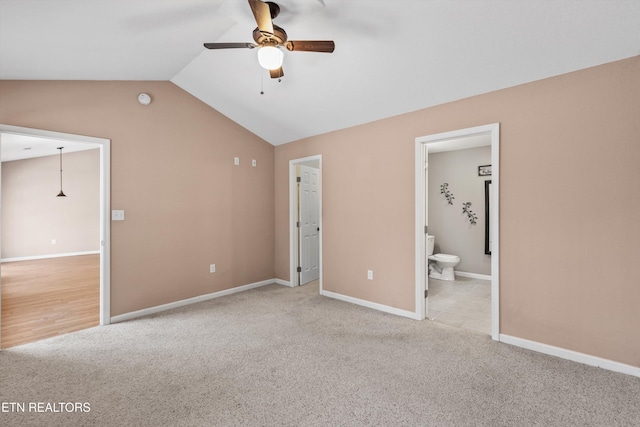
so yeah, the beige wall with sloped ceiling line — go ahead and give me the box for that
[0,80,275,316]
[274,56,640,367]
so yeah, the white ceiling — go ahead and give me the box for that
[1,0,639,146]
[0,133,98,162]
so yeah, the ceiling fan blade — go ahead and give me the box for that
[285,40,335,53]
[204,42,257,49]
[269,67,284,79]
[249,0,274,36]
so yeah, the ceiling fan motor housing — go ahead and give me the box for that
[253,25,287,46]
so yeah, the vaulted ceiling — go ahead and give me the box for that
[1,0,639,145]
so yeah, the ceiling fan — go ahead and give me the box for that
[204,0,335,79]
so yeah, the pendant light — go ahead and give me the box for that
[56,146,66,197]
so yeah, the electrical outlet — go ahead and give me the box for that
[252,159,257,167]
[367,270,373,280]
[234,157,240,166]
[210,264,216,273]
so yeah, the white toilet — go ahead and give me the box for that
[427,235,460,281]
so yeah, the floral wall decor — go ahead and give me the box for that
[440,183,455,205]
[462,202,478,225]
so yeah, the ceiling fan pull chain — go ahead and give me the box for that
[260,71,265,95]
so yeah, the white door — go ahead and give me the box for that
[299,165,320,285]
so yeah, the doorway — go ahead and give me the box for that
[0,125,111,348]
[415,123,500,340]
[289,156,322,288]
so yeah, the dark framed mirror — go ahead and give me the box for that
[485,180,492,255]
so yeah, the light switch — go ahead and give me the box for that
[112,210,125,221]
[234,157,240,166]
[252,159,257,167]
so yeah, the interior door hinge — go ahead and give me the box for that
[296,222,301,228]
[296,176,301,183]
[297,266,302,273]
[424,225,428,234]
[425,289,428,298]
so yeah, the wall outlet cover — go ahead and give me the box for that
[112,210,125,221]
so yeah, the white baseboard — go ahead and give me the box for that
[321,290,421,320]
[1,251,100,263]
[111,279,275,324]
[274,278,292,287]
[500,334,640,378]
[455,271,492,280]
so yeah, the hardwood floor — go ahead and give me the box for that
[1,254,100,349]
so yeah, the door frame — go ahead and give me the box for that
[415,123,500,340]
[289,155,322,288]
[0,124,111,331]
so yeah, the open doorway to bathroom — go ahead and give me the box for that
[415,123,499,340]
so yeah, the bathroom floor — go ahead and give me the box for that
[428,276,491,334]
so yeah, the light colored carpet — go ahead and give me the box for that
[1,282,639,426]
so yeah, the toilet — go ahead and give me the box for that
[427,235,460,281]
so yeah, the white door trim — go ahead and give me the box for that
[289,155,322,290]
[415,123,500,340]
[0,124,111,327]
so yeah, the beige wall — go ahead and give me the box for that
[2,149,100,258]
[428,146,492,275]
[0,81,275,316]
[275,56,640,367]
[1,57,637,368]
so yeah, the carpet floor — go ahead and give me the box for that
[1,282,639,426]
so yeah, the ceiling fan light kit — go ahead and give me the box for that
[204,0,335,79]
[257,46,283,70]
